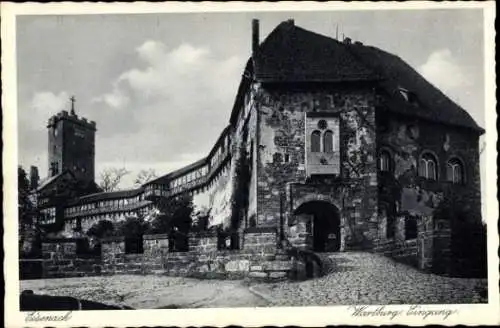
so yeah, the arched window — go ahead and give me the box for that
[323,130,334,153]
[419,153,438,180]
[378,150,391,172]
[311,130,321,152]
[447,158,464,184]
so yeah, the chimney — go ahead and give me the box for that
[29,166,39,190]
[287,18,295,25]
[252,19,259,56]
[343,37,352,45]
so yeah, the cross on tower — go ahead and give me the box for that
[70,95,76,115]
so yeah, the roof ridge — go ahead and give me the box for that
[78,187,144,199]
[346,42,483,132]
[254,21,379,82]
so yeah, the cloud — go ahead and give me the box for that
[27,91,69,128]
[114,41,240,102]
[92,83,129,109]
[418,49,470,94]
[17,91,70,175]
[92,40,245,170]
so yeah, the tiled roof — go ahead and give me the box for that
[249,20,483,133]
[74,188,144,204]
[346,43,484,133]
[146,158,207,185]
[65,200,152,218]
[253,21,379,83]
[36,170,75,192]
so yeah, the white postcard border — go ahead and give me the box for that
[2,2,498,327]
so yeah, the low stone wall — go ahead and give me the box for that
[41,239,102,278]
[33,228,311,281]
[19,259,43,280]
[375,239,418,267]
[188,232,218,253]
[374,216,452,273]
[242,227,278,254]
[38,228,287,281]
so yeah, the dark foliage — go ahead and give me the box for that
[116,216,150,238]
[230,142,251,233]
[149,193,194,235]
[434,194,487,278]
[18,166,42,258]
[86,220,115,239]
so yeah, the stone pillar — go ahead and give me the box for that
[395,215,406,243]
[142,234,169,274]
[339,214,347,251]
[431,219,452,274]
[417,216,434,271]
[101,237,125,275]
[288,214,312,250]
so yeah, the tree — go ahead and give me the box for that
[110,216,150,254]
[116,216,150,238]
[149,193,194,234]
[98,168,130,192]
[86,220,115,239]
[18,166,41,257]
[134,169,158,187]
[433,192,487,277]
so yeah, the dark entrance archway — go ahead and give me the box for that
[294,201,341,252]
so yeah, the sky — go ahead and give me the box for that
[16,9,486,189]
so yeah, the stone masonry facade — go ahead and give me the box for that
[253,84,379,251]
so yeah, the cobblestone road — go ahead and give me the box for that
[251,252,488,306]
[20,252,488,308]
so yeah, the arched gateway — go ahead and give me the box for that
[293,201,341,252]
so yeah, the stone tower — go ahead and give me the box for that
[46,96,96,184]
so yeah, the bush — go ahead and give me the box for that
[149,194,193,235]
[86,220,114,239]
[434,195,487,278]
[116,216,150,238]
[451,218,487,278]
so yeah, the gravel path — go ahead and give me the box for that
[20,275,268,309]
[250,252,488,306]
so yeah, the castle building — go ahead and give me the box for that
[47,98,96,183]
[35,20,484,264]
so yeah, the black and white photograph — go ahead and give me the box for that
[3,2,498,327]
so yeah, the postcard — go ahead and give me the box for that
[3,1,498,326]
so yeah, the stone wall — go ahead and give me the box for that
[376,114,482,229]
[38,229,296,281]
[374,215,452,273]
[100,229,286,280]
[19,259,44,280]
[41,239,101,278]
[253,84,379,250]
[375,111,482,275]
